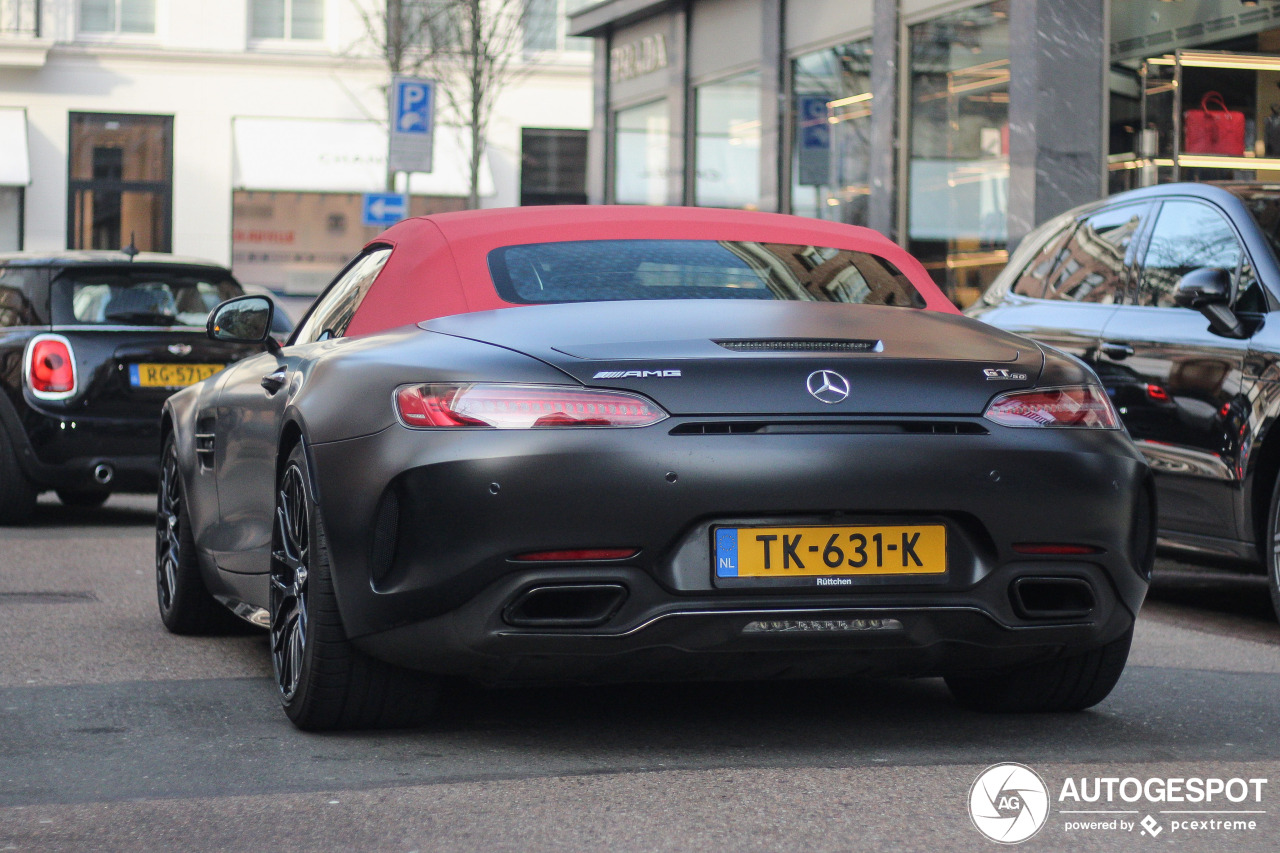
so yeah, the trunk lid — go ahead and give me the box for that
[423,300,1043,417]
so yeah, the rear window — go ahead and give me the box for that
[51,268,242,327]
[487,239,927,308]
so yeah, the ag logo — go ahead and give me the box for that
[968,763,1050,844]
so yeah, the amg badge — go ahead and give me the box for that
[593,369,682,379]
[984,368,1028,381]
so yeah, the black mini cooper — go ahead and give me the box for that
[0,250,283,523]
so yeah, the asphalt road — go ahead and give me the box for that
[2,495,1279,852]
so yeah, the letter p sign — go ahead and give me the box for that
[395,79,433,135]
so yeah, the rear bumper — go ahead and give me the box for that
[2,402,160,492]
[353,560,1139,685]
[310,417,1152,682]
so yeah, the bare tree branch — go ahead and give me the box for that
[356,0,541,207]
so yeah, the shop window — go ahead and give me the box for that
[791,38,873,226]
[907,0,1010,307]
[250,0,324,41]
[695,71,761,210]
[0,187,21,252]
[79,0,155,34]
[68,113,172,252]
[614,100,669,205]
[520,128,588,206]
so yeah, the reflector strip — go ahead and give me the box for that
[1012,543,1104,556]
[512,548,639,562]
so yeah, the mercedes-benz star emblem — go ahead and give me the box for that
[806,369,850,404]
[167,344,193,357]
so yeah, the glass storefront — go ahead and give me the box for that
[791,39,873,226]
[614,99,670,205]
[68,113,172,253]
[695,71,761,209]
[907,1,1010,306]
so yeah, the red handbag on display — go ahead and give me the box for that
[1183,91,1246,156]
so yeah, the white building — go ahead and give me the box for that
[0,0,592,295]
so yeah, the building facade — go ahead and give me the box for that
[0,0,592,298]
[572,0,1280,305]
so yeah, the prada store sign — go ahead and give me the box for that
[611,33,669,83]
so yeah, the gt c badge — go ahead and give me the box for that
[806,370,850,404]
[984,368,1028,381]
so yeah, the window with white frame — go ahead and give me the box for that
[523,0,592,54]
[250,0,325,41]
[79,0,155,35]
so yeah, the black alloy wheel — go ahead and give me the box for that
[269,443,439,730]
[156,434,238,634]
[1266,476,1280,623]
[270,459,311,703]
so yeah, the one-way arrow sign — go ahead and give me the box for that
[362,192,408,227]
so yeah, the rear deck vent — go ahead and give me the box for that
[714,338,883,354]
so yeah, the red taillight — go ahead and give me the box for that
[26,335,76,398]
[512,548,639,562]
[984,386,1120,429]
[395,384,668,429]
[1012,543,1104,556]
[1146,384,1170,403]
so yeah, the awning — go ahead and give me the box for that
[232,117,493,198]
[0,108,31,187]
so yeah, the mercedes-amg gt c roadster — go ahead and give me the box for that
[157,206,1154,729]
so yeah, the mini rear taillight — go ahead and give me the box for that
[395,383,668,429]
[25,334,77,400]
[984,386,1120,429]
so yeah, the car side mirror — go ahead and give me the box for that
[208,295,281,353]
[1173,267,1245,339]
[1173,267,1231,309]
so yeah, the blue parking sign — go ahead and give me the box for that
[394,79,433,135]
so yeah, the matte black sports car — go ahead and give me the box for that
[158,206,1154,730]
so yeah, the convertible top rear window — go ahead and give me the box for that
[488,239,926,308]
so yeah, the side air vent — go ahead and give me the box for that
[670,421,987,436]
[714,338,883,354]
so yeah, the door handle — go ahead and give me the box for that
[261,366,288,394]
[1101,342,1135,360]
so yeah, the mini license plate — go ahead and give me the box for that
[714,524,947,579]
[129,363,224,388]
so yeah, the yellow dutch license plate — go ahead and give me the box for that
[714,524,947,579]
[129,363,224,388]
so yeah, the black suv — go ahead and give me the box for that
[0,251,284,523]
[968,181,1280,615]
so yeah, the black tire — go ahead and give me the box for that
[156,435,241,634]
[945,627,1134,713]
[0,429,37,525]
[271,443,438,731]
[1265,475,1280,623]
[57,488,111,508]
